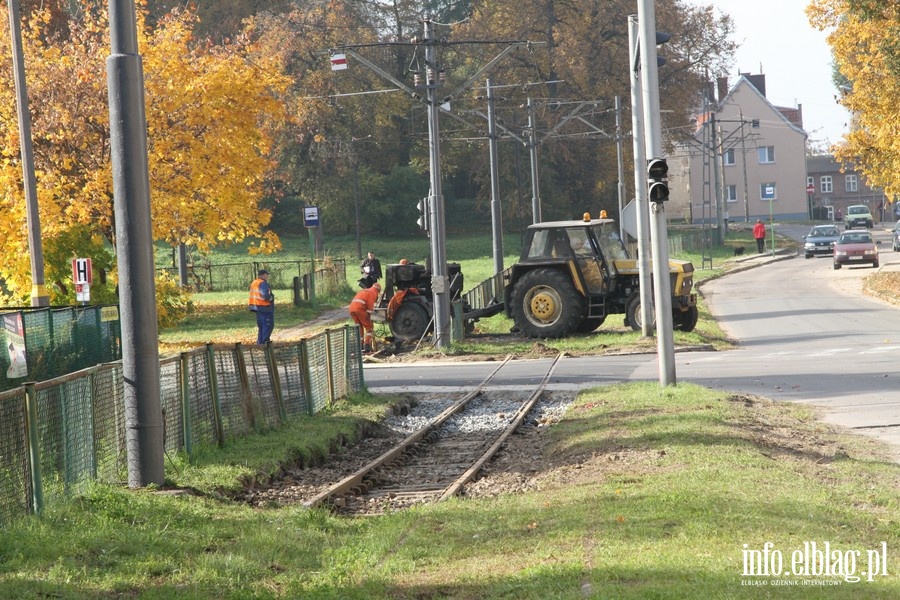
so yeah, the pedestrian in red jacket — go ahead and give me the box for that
[753,219,766,253]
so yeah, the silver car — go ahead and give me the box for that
[803,225,841,259]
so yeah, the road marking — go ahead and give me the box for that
[860,345,900,355]
[807,347,854,357]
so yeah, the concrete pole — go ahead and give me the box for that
[487,78,504,274]
[615,96,626,242]
[527,97,542,223]
[628,16,654,338]
[7,0,48,307]
[424,19,450,348]
[711,116,725,243]
[636,3,676,386]
[107,0,164,486]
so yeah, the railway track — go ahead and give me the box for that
[302,354,562,515]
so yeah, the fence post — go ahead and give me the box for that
[205,345,225,446]
[24,382,43,515]
[179,352,193,458]
[300,339,314,416]
[266,342,287,425]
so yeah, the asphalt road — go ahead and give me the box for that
[364,226,900,461]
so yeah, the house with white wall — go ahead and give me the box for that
[668,74,809,224]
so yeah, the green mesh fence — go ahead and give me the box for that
[90,365,127,483]
[0,387,29,525]
[242,346,281,430]
[304,335,332,414]
[273,344,309,417]
[186,349,222,447]
[0,326,362,523]
[159,356,185,456]
[207,346,250,441]
[35,374,101,506]
[0,306,121,393]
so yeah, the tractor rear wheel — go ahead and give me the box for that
[389,300,431,341]
[511,268,585,338]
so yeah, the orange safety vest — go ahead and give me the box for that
[249,278,273,308]
[350,286,380,312]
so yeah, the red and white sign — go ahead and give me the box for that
[72,257,92,284]
[330,53,348,71]
[806,184,815,194]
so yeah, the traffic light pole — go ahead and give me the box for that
[423,19,451,348]
[636,2,677,386]
[627,16,654,338]
[486,78,504,274]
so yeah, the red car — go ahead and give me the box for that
[833,229,879,269]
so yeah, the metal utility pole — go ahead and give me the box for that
[615,96,626,242]
[107,0,164,486]
[486,78,504,274]
[7,0,48,307]
[628,16,654,338]
[636,3,677,386]
[711,114,725,244]
[422,19,451,348]
[526,97,542,223]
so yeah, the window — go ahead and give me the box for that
[760,183,777,200]
[723,149,735,166]
[845,174,858,192]
[757,146,775,163]
[821,176,833,193]
[726,184,737,202]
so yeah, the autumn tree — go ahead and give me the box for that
[449,0,736,222]
[0,2,288,302]
[808,0,900,199]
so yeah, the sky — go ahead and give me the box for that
[702,1,850,148]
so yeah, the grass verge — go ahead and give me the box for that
[1,383,897,598]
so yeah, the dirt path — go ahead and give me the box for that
[270,307,350,342]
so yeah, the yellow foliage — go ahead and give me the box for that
[0,3,289,301]
[808,1,900,198]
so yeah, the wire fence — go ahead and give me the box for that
[0,305,122,393]
[0,326,363,525]
[158,259,347,293]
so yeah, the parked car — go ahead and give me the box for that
[833,229,879,269]
[892,220,900,252]
[803,225,841,258]
[843,204,874,229]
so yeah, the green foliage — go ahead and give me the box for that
[42,225,117,305]
[155,272,193,329]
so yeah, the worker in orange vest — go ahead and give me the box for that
[349,282,381,353]
[248,269,275,344]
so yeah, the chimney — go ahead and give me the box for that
[745,74,767,97]
[717,77,728,103]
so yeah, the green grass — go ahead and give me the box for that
[160,228,755,355]
[1,382,897,598]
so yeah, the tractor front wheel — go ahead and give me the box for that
[625,293,656,332]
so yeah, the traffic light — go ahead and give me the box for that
[656,31,671,67]
[417,197,430,233]
[647,158,669,202]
